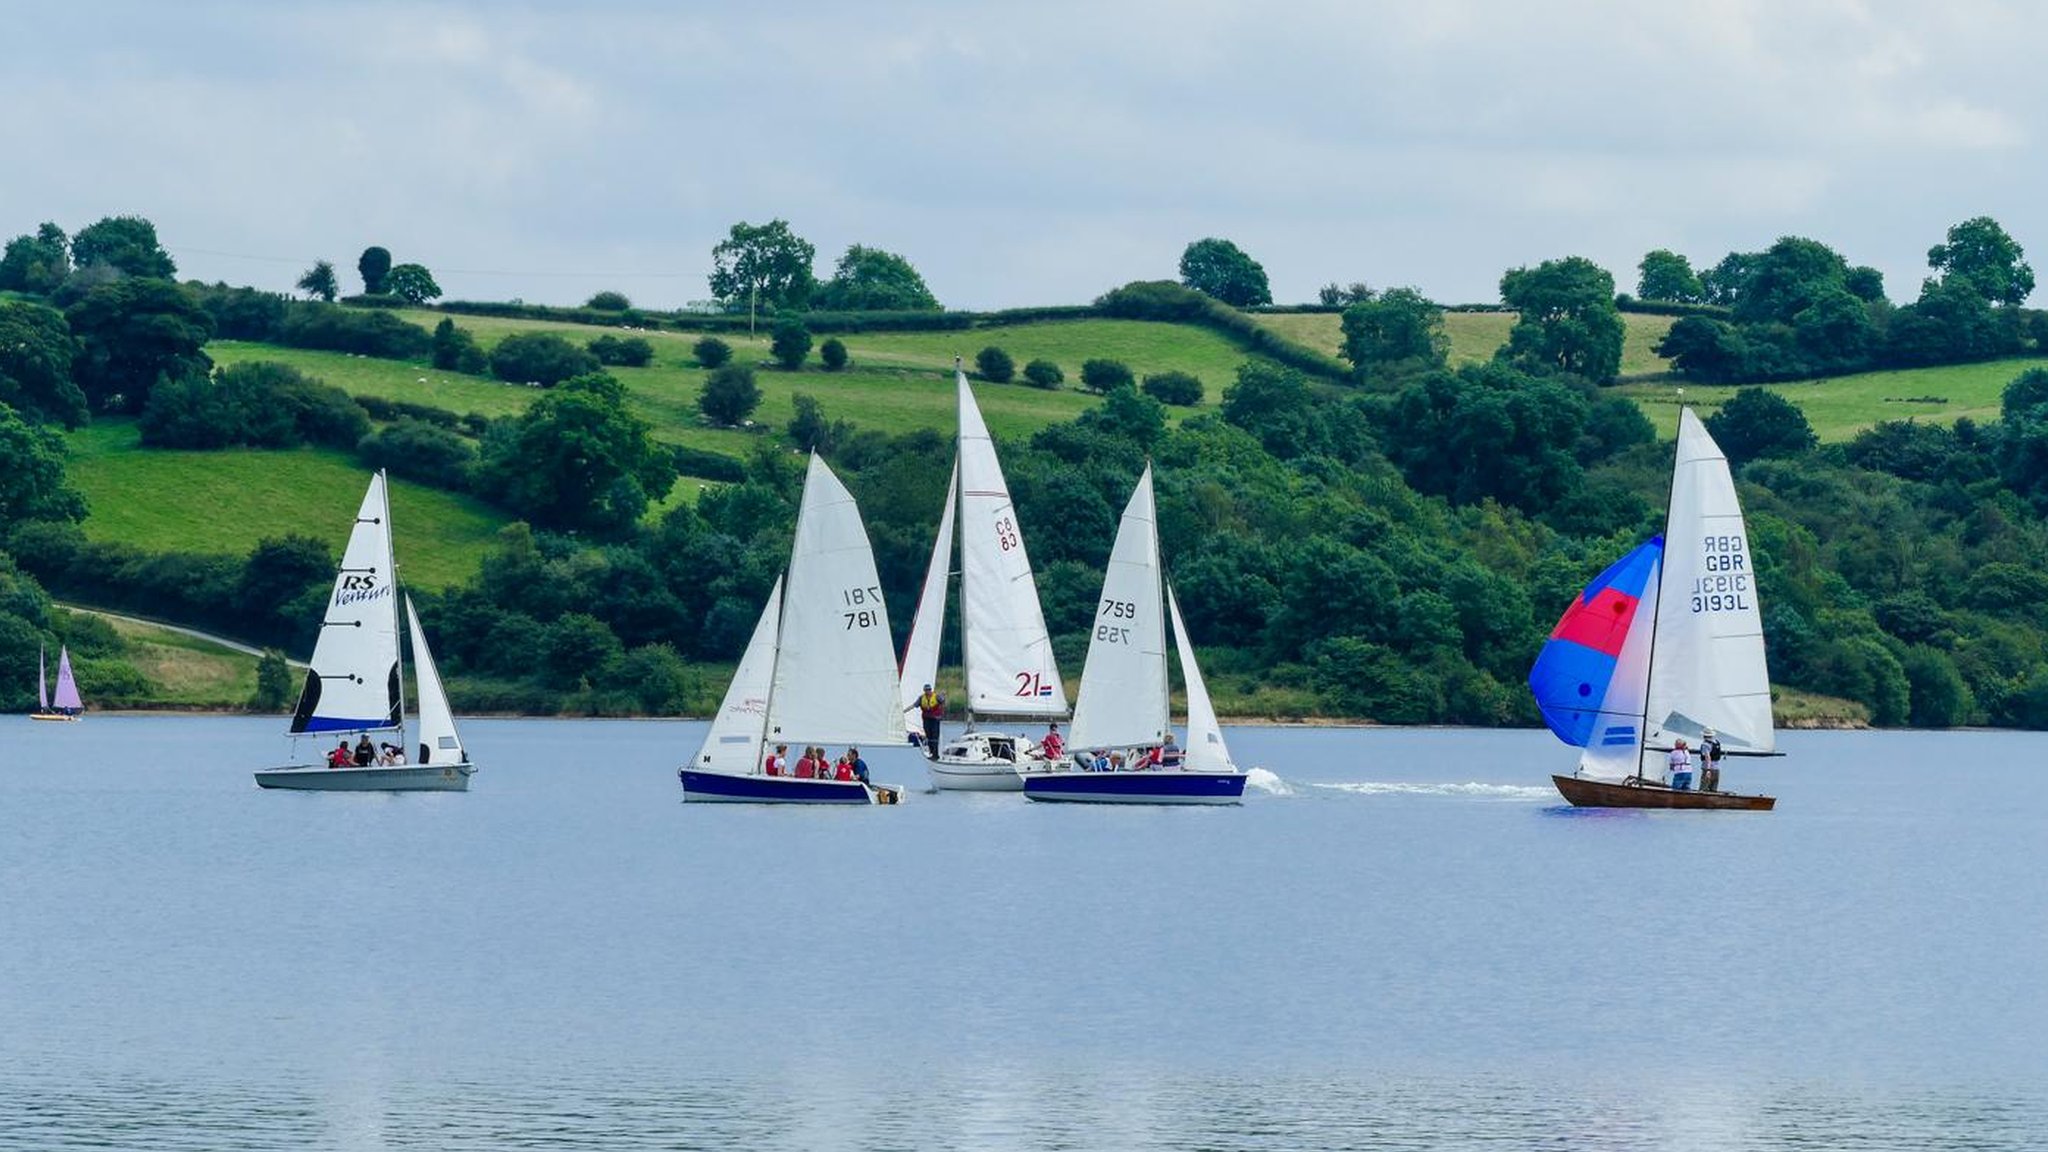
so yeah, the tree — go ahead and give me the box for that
[1178,237,1271,307]
[1339,287,1448,382]
[472,372,675,536]
[708,219,816,325]
[587,335,654,367]
[699,363,761,426]
[1318,282,1374,307]
[64,277,214,414]
[384,263,441,305]
[1381,362,1589,512]
[250,649,294,710]
[490,332,601,387]
[431,318,489,373]
[1735,236,1852,325]
[693,336,732,368]
[1700,251,1759,307]
[0,223,70,294]
[814,244,940,311]
[0,301,88,427]
[1141,370,1203,406]
[975,346,1014,383]
[586,290,631,311]
[1929,215,2034,306]
[770,317,811,369]
[1080,358,1134,394]
[819,337,848,371]
[296,260,339,302]
[0,402,87,525]
[1498,257,1625,382]
[358,246,392,294]
[1637,249,1704,303]
[789,393,849,454]
[1022,359,1063,389]
[1703,387,1815,466]
[70,215,175,279]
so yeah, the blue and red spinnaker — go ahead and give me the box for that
[1528,536,1662,748]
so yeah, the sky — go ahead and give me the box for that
[3,1,2041,311]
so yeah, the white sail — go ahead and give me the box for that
[694,576,782,774]
[899,462,957,741]
[53,647,82,711]
[1068,466,1169,752]
[768,456,902,745]
[37,645,48,711]
[404,595,463,766]
[956,371,1068,719]
[290,472,403,734]
[1580,553,1662,781]
[1643,409,1776,760]
[1166,583,1233,773]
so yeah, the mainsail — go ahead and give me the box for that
[52,646,82,711]
[290,473,403,734]
[1643,409,1776,760]
[1529,537,1663,781]
[37,646,48,711]
[1068,466,1169,752]
[899,462,957,741]
[1167,583,1233,773]
[694,576,783,774]
[404,595,462,766]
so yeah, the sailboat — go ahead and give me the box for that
[1024,465,1249,804]
[679,454,905,804]
[1531,408,1777,810]
[900,367,1070,790]
[254,472,476,792]
[28,645,83,721]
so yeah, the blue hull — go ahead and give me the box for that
[1023,770,1247,805]
[678,768,873,804]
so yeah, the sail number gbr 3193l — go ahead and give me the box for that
[841,585,884,630]
[1691,534,1750,613]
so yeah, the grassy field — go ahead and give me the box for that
[1250,310,1677,377]
[1614,355,2048,441]
[96,612,262,708]
[63,420,509,588]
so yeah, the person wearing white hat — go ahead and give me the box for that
[1699,728,1724,792]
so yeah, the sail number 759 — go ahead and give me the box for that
[842,585,882,630]
[1095,598,1137,643]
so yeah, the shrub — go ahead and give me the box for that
[587,334,655,367]
[770,318,811,369]
[354,395,465,429]
[490,332,601,387]
[975,346,1015,383]
[356,418,476,490]
[277,304,432,359]
[674,445,746,482]
[586,290,632,311]
[820,337,848,371]
[1022,359,1064,389]
[789,393,850,454]
[700,363,761,426]
[1142,370,1204,406]
[430,318,489,374]
[1080,358,1134,394]
[140,361,367,450]
[694,336,733,368]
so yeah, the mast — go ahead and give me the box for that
[1625,399,1685,779]
[954,358,975,728]
[383,470,407,743]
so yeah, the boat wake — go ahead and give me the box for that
[1313,781,1556,802]
[1244,767,1292,796]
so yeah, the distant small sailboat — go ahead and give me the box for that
[679,454,905,804]
[255,472,476,792]
[900,367,1071,791]
[1024,465,1249,804]
[1531,408,1777,810]
[29,645,83,721]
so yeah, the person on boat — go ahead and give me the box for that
[763,744,787,776]
[1139,743,1163,770]
[1667,738,1694,791]
[1699,728,1724,792]
[847,747,870,785]
[353,734,376,767]
[1038,722,1064,762]
[911,684,946,759]
[328,740,352,768]
[1091,749,1110,772]
[1161,732,1184,769]
[1109,751,1126,771]
[795,747,818,779]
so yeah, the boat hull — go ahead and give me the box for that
[28,712,81,722]
[1551,774,1774,811]
[928,759,1027,791]
[1023,769,1246,805]
[679,768,900,805]
[255,763,475,791]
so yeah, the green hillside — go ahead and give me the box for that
[1251,310,1678,377]
[1614,355,2048,441]
[94,612,263,708]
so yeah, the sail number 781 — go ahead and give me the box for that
[842,585,882,630]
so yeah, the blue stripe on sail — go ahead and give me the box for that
[1599,725,1638,746]
[299,715,395,734]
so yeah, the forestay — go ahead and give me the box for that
[1167,583,1233,773]
[405,595,463,766]
[290,473,402,734]
[1644,409,1775,760]
[694,577,783,774]
[1068,466,1169,752]
[898,463,956,741]
[769,456,902,745]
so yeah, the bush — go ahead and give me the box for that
[694,336,733,368]
[674,445,746,482]
[490,332,601,387]
[587,334,655,367]
[586,290,632,311]
[1080,358,1134,394]
[140,361,368,450]
[354,395,465,429]
[277,304,432,359]
[820,337,848,371]
[356,417,476,490]
[771,318,812,369]
[976,346,1015,382]
[1022,358,1064,389]
[430,318,489,374]
[1142,370,1203,406]
[700,363,761,426]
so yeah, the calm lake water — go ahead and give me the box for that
[1,718,2043,1150]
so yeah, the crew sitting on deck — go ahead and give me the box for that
[763,744,788,776]
[328,740,352,768]
[1140,744,1163,770]
[794,747,817,778]
[1039,723,1064,762]
[1161,733,1183,768]
[1090,749,1110,772]
[353,734,376,767]
[833,752,855,781]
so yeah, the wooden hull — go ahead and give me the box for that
[1551,774,1774,811]
[28,712,81,722]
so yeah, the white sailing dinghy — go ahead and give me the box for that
[29,645,83,721]
[255,472,476,792]
[1024,465,1248,804]
[1532,407,1777,810]
[900,368,1071,790]
[679,454,905,804]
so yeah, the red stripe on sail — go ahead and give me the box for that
[1547,587,1641,657]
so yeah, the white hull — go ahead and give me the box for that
[927,759,1027,791]
[255,763,475,792]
